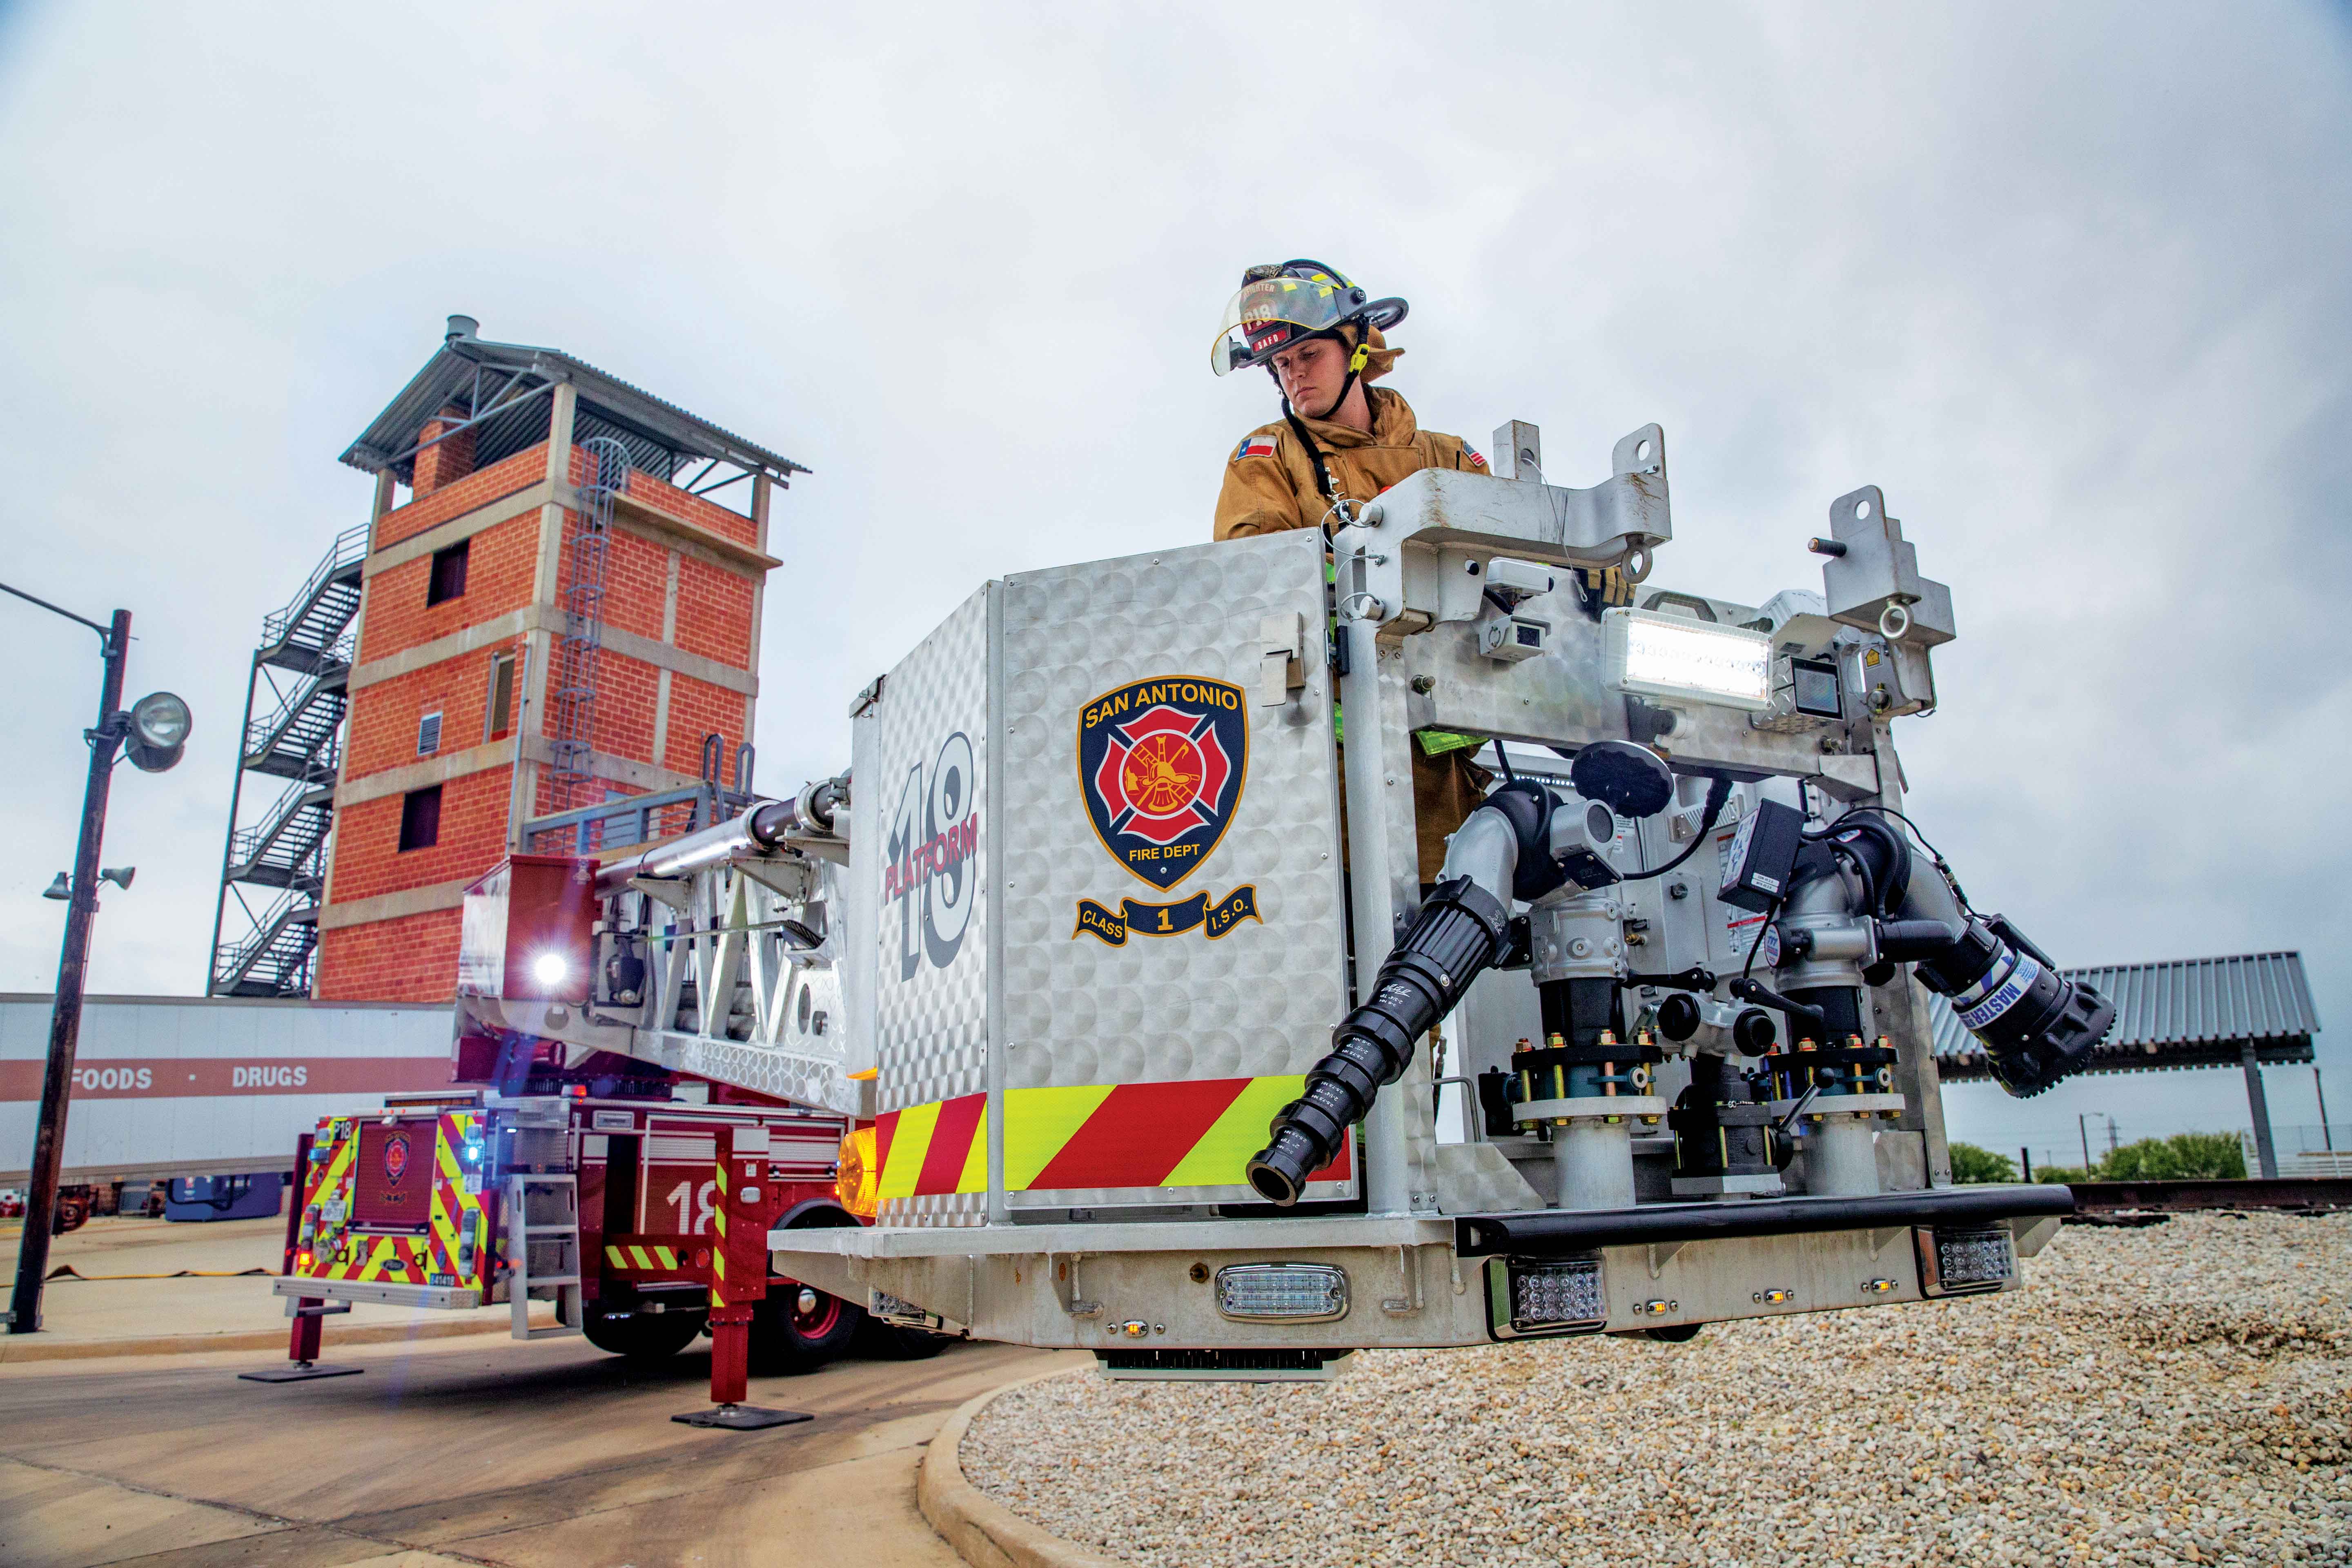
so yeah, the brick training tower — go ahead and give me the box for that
[314,315,805,1002]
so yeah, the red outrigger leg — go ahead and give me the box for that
[673,1125,809,1430]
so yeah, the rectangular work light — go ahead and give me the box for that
[1603,607,1773,712]
[1916,1225,2018,1297]
[1214,1263,1350,1323]
[1486,1256,1609,1339]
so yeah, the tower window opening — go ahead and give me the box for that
[427,539,471,606]
[398,785,443,851]
[485,652,517,741]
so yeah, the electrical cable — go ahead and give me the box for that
[1617,775,1734,883]
[1741,893,1786,983]
[1489,737,1515,784]
[1827,840,1880,920]
[1815,803,1973,915]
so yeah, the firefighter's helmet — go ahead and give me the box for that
[1210,258,1407,377]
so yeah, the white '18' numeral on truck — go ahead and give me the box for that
[665,1180,716,1234]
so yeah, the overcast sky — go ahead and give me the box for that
[2,2,2347,1158]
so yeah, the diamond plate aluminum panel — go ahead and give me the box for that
[997,532,1348,1209]
[854,588,992,1123]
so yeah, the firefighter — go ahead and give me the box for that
[1209,258,1489,539]
[1208,258,1492,880]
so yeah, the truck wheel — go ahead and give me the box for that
[749,1283,863,1374]
[583,1308,706,1360]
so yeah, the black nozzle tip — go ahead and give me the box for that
[1246,1126,1324,1206]
[1245,1157,1302,1206]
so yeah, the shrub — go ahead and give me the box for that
[2099,1132,2247,1181]
[1948,1142,2019,1184]
[2034,1164,2094,1185]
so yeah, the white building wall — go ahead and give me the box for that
[0,994,452,1184]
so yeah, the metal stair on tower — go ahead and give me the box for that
[212,889,323,998]
[209,525,367,998]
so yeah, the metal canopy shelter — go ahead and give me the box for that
[339,315,810,499]
[1931,951,2320,1177]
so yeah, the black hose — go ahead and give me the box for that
[1247,876,1510,1204]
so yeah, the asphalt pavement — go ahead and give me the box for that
[0,1213,1083,1566]
[0,1326,1078,1567]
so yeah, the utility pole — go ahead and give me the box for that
[5,581,188,1335]
[7,606,129,1332]
[2078,1114,2092,1171]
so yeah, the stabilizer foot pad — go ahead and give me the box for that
[238,1362,364,1383]
[672,1403,813,1430]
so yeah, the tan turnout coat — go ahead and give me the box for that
[1209,371,1492,878]
[1213,384,1487,541]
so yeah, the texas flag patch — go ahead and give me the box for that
[1464,444,1487,468]
[1233,432,1278,463]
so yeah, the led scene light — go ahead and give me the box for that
[1604,607,1773,711]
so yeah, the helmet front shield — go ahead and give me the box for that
[1211,274,1361,376]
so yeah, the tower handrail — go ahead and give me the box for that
[229,763,339,869]
[211,886,321,991]
[244,656,353,758]
[261,524,369,648]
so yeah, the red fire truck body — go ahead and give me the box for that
[265,826,918,1385]
[272,1083,904,1369]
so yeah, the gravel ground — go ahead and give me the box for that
[963,1212,2350,1567]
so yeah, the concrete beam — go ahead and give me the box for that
[363,479,554,580]
[347,606,757,697]
[600,485,782,578]
[317,876,473,932]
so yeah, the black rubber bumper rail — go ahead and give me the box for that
[1454,1183,2077,1258]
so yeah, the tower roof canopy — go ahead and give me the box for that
[341,316,809,489]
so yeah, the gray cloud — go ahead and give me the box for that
[2,1,2345,1147]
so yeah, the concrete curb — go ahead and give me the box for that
[920,1369,1123,1568]
[0,1312,552,1365]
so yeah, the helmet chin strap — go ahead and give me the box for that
[1268,330,1372,421]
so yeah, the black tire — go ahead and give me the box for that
[583,1307,706,1359]
[748,1282,864,1374]
[855,1316,953,1360]
[1641,1322,1705,1344]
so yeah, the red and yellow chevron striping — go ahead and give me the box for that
[602,1236,707,1278]
[292,1110,488,1290]
[873,1075,1352,1199]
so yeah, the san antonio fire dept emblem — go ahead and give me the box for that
[1073,675,1260,945]
[383,1132,410,1185]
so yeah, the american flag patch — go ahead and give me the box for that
[1464,444,1487,467]
[1234,433,1278,462]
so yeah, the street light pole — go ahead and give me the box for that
[5,604,129,1334]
